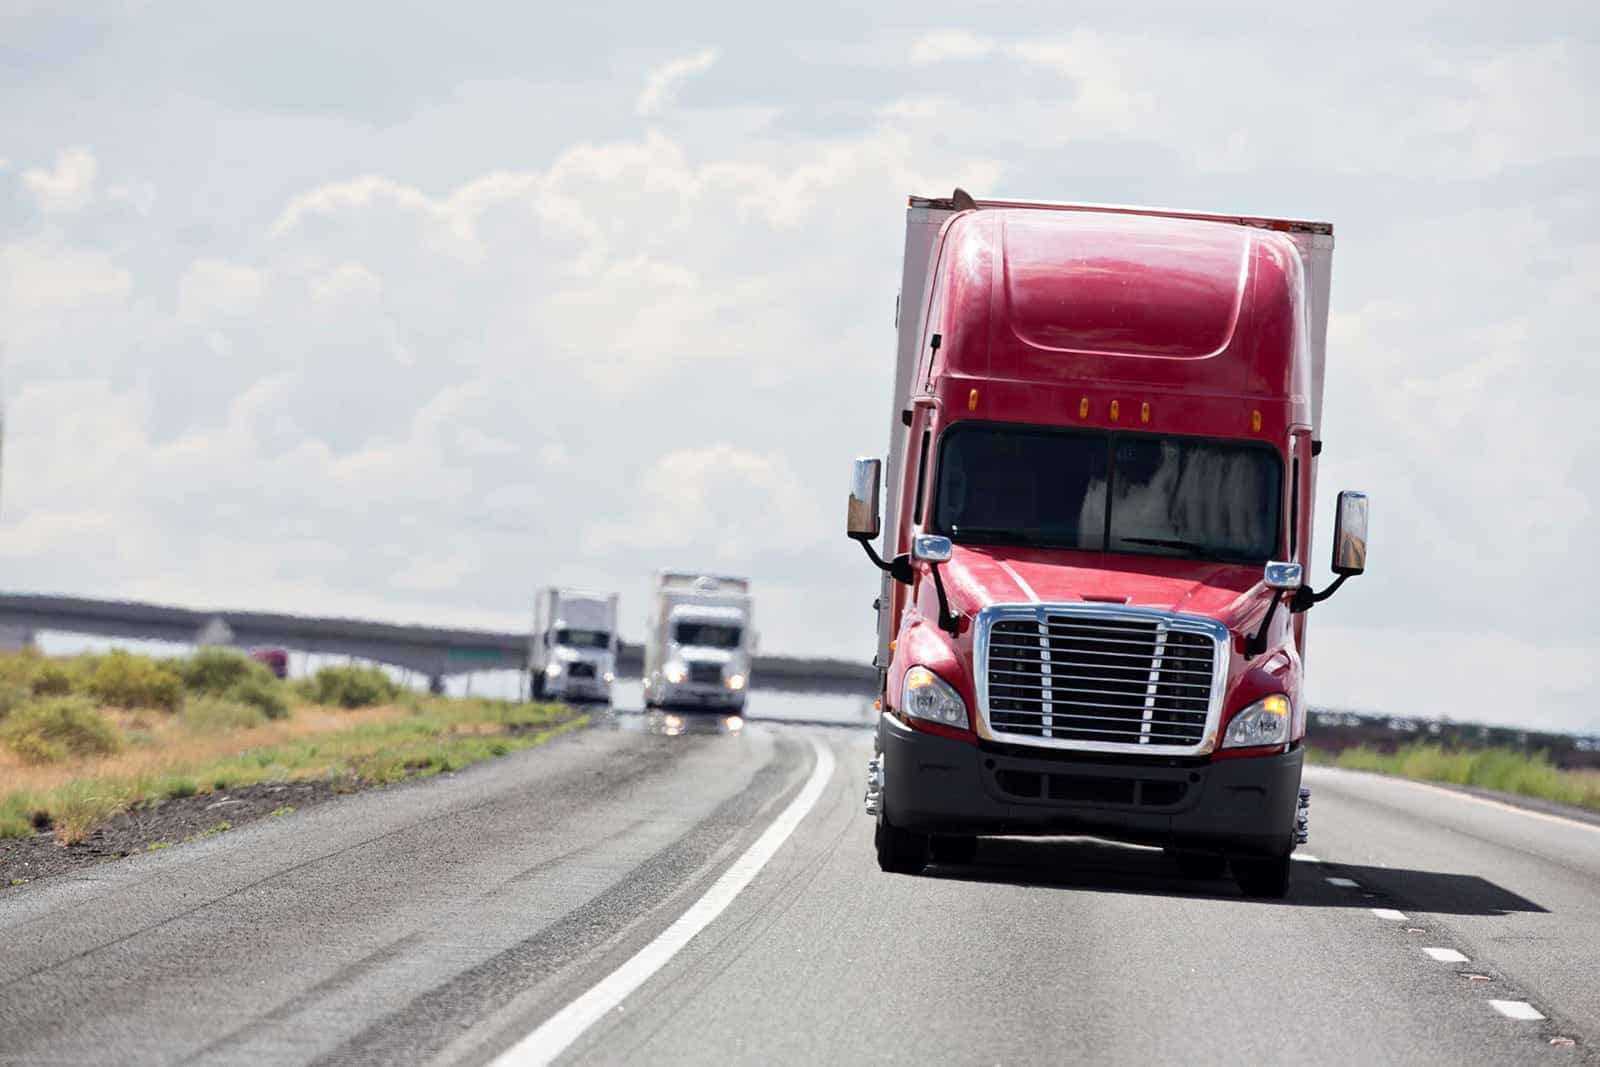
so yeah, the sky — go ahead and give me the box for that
[0,0,1595,731]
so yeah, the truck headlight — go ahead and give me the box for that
[603,671,615,684]
[545,662,562,679]
[664,661,687,684]
[1222,694,1290,749]
[902,666,968,729]
[725,673,746,691]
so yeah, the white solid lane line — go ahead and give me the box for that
[1370,908,1408,921]
[1326,877,1360,888]
[1423,947,1469,963]
[1489,1000,1547,1021]
[492,736,837,1067]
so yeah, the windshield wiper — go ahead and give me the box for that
[1116,536,1260,564]
[950,526,1035,545]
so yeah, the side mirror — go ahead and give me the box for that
[1264,561,1303,591]
[1331,491,1369,576]
[846,457,882,539]
[911,533,953,563]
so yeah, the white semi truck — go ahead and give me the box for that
[642,572,753,713]
[530,588,619,706]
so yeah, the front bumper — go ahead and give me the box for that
[654,683,745,710]
[876,714,1303,856]
[548,678,611,704]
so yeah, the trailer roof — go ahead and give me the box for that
[909,193,1333,237]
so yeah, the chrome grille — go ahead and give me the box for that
[688,662,723,686]
[567,662,597,680]
[979,606,1225,754]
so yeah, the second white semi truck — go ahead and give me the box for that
[642,572,754,713]
[531,588,619,706]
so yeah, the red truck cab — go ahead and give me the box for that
[847,192,1369,898]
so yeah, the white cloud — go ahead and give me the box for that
[392,553,474,593]
[587,444,825,561]
[1313,624,1595,733]
[22,146,97,214]
[0,236,133,354]
[458,428,516,458]
[176,258,264,323]
[637,47,718,117]
[908,29,995,65]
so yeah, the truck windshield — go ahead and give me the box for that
[933,425,1281,563]
[674,622,742,648]
[555,628,611,650]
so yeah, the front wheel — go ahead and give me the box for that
[875,818,928,875]
[1232,852,1293,899]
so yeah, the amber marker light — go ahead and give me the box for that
[1252,410,1263,432]
[968,388,979,411]
[1110,400,1120,421]
[1079,398,1089,418]
[1140,402,1151,424]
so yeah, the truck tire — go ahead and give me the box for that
[532,673,546,701]
[875,818,928,875]
[1168,849,1227,880]
[929,835,978,865]
[1232,852,1293,898]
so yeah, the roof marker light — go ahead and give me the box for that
[1140,402,1150,424]
[1252,410,1263,432]
[968,388,979,411]
[1110,400,1120,422]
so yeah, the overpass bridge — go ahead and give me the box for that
[0,593,877,697]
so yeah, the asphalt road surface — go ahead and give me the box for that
[2,709,1597,1066]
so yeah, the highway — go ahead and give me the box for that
[2,711,1596,1066]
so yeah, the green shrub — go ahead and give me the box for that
[31,661,81,697]
[299,665,401,709]
[1,697,122,764]
[0,680,30,720]
[7,732,66,765]
[228,675,290,721]
[181,695,267,736]
[183,647,272,694]
[89,651,181,711]
[0,648,44,688]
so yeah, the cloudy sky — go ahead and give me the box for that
[1,1,1595,729]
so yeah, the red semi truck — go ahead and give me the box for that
[847,191,1369,898]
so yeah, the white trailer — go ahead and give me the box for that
[531,588,619,705]
[642,572,754,713]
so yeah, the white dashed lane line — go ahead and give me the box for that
[1423,947,1470,963]
[1291,853,1321,863]
[1311,860,1555,1030]
[1489,1000,1547,1021]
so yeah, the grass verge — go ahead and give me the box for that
[1315,743,1600,813]
[1,695,586,845]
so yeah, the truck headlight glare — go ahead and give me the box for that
[725,673,746,691]
[902,666,968,729]
[664,661,687,684]
[603,671,615,684]
[1223,694,1290,749]
[544,662,562,679]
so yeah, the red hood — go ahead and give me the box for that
[941,544,1267,629]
